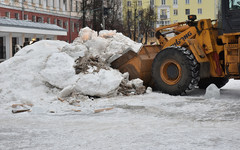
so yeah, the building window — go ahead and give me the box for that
[76,23,80,32]
[5,12,10,18]
[198,0,202,4]
[71,23,74,32]
[158,20,170,26]
[15,13,19,20]
[160,9,167,19]
[186,0,190,4]
[161,9,167,15]
[47,18,51,23]
[198,8,202,14]
[173,0,178,5]
[64,21,68,30]
[25,38,30,42]
[173,9,178,15]
[0,37,6,59]
[64,0,67,10]
[37,16,43,23]
[53,0,56,8]
[46,0,51,7]
[54,18,57,24]
[138,1,142,6]
[162,0,166,5]
[127,1,131,7]
[185,9,190,15]
[76,1,80,12]
[58,20,63,27]
[24,14,28,20]
[32,15,36,22]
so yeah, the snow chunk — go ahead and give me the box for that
[204,84,220,99]
[84,37,109,59]
[70,27,142,63]
[111,33,142,53]
[62,44,88,59]
[146,87,152,94]
[40,52,78,89]
[58,85,75,98]
[99,30,116,38]
[73,27,98,44]
[75,69,123,97]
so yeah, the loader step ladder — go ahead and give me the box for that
[224,37,240,76]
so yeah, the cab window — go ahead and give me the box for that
[229,0,240,10]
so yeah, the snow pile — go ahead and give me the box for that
[204,84,220,99]
[63,27,142,62]
[0,27,145,112]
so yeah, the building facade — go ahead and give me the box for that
[156,0,219,27]
[0,0,81,43]
[122,0,219,43]
[0,0,84,61]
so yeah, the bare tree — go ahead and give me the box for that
[76,0,124,32]
[104,0,124,32]
[139,6,157,44]
[122,2,157,44]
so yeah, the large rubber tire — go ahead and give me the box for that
[198,77,229,89]
[152,47,200,95]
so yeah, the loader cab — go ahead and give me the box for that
[219,0,240,34]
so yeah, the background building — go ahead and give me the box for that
[123,0,219,44]
[0,0,81,42]
[156,0,219,27]
[0,0,82,61]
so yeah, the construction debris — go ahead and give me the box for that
[74,56,109,74]
[12,104,33,114]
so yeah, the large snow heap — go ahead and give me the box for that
[0,27,144,108]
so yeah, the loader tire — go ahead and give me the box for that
[152,47,200,95]
[198,77,229,89]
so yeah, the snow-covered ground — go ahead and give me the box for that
[1,79,240,150]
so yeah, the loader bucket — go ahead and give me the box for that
[111,45,162,86]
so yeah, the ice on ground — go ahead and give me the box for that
[204,84,220,99]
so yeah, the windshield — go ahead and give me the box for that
[229,0,240,10]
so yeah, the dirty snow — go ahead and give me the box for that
[0,27,143,112]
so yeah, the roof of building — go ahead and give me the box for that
[0,17,66,31]
[0,17,67,36]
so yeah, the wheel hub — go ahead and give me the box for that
[160,60,182,85]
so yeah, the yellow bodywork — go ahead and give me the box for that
[111,18,240,86]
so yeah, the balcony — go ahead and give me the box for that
[160,15,167,20]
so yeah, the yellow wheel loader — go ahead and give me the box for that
[111,0,240,95]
